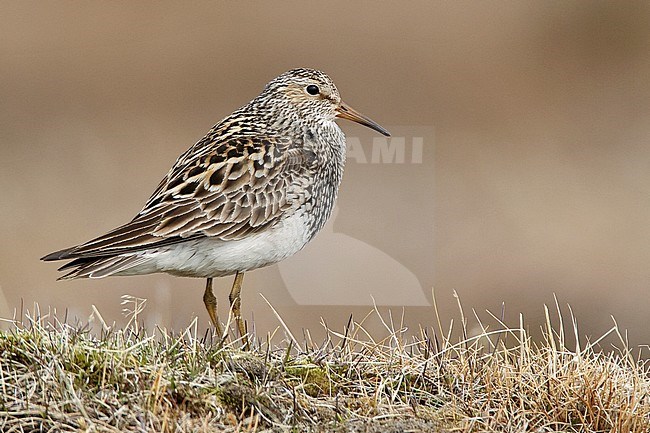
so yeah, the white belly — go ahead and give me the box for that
[117,212,312,278]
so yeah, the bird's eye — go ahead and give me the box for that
[306,85,320,96]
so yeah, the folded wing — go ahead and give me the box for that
[42,133,310,264]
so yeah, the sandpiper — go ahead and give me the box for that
[42,68,390,340]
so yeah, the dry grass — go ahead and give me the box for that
[1,294,649,433]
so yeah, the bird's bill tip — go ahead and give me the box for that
[336,102,390,137]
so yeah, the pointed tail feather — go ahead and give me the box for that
[57,255,150,280]
[41,247,77,262]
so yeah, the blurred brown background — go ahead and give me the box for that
[2,2,650,347]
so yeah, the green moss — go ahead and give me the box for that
[284,363,335,398]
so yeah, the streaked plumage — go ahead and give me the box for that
[42,68,389,340]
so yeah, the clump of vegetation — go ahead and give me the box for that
[1,294,649,432]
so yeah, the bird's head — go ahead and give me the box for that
[261,68,390,137]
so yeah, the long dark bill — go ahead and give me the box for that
[336,102,390,137]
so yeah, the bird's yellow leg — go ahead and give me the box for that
[203,277,222,336]
[228,271,248,347]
